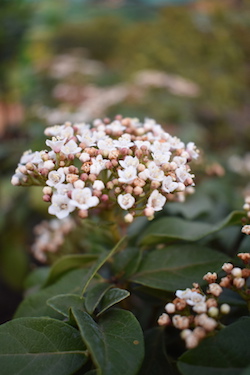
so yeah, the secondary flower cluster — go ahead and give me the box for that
[158,253,250,349]
[242,195,250,235]
[32,217,76,262]
[11,116,199,221]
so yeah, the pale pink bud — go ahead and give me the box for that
[222,263,233,273]
[242,225,250,235]
[124,213,134,223]
[207,283,223,297]
[42,186,52,195]
[165,303,176,314]
[231,267,242,278]
[220,304,230,314]
[74,180,85,189]
[158,313,171,326]
[233,277,245,288]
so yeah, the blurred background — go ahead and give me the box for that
[1,0,250,322]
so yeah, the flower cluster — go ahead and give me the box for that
[11,116,199,221]
[242,195,250,235]
[31,217,76,262]
[158,253,250,349]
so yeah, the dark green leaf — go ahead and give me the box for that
[112,247,142,278]
[138,327,176,375]
[81,236,126,294]
[130,245,228,291]
[165,191,213,220]
[178,317,250,375]
[85,282,113,314]
[23,267,50,291]
[0,317,87,375]
[72,308,144,375]
[47,294,85,318]
[44,254,99,287]
[139,211,243,246]
[14,269,88,319]
[97,288,130,316]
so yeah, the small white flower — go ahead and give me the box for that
[152,151,171,166]
[192,302,207,314]
[93,180,105,190]
[134,140,151,150]
[175,166,191,183]
[117,193,135,210]
[79,152,91,162]
[90,155,107,175]
[119,156,139,169]
[161,176,179,193]
[48,194,75,219]
[71,188,99,210]
[60,139,82,155]
[56,183,73,195]
[186,142,199,160]
[176,288,205,306]
[172,156,187,167]
[77,130,96,147]
[43,160,55,170]
[150,140,171,154]
[97,137,116,152]
[118,166,137,183]
[46,168,65,187]
[113,134,134,149]
[46,137,66,153]
[144,162,165,182]
[147,190,166,211]
[106,120,126,134]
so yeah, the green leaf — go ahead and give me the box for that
[44,254,99,287]
[112,247,142,278]
[72,308,144,375]
[14,269,88,319]
[178,317,250,375]
[138,328,176,375]
[130,245,228,291]
[139,211,243,246]
[81,236,126,294]
[97,288,130,316]
[0,317,87,375]
[85,282,113,314]
[23,267,50,291]
[47,294,85,318]
[165,191,213,220]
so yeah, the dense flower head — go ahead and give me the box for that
[158,252,250,349]
[11,116,199,221]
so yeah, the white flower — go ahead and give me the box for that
[77,130,96,147]
[71,188,99,210]
[97,137,116,152]
[113,134,134,148]
[48,194,75,219]
[161,176,179,193]
[90,155,107,175]
[169,136,185,150]
[79,152,91,162]
[46,168,66,187]
[152,151,171,166]
[192,302,207,314]
[117,193,135,210]
[44,125,65,137]
[147,190,166,211]
[56,183,73,195]
[46,137,66,153]
[43,160,55,170]
[118,166,137,183]
[186,142,199,160]
[134,140,151,150]
[176,288,205,306]
[93,180,105,190]
[106,120,126,134]
[60,139,82,155]
[175,166,192,183]
[172,156,187,167]
[119,156,139,169]
[144,162,165,181]
[150,141,171,154]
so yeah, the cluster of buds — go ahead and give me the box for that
[158,253,250,349]
[242,195,250,235]
[31,217,76,262]
[11,116,198,222]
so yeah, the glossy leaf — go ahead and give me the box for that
[72,308,144,375]
[97,288,130,316]
[85,282,113,314]
[139,211,243,246]
[130,245,228,291]
[44,254,99,287]
[47,294,85,318]
[14,269,88,319]
[0,317,87,375]
[112,247,142,278]
[178,317,250,375]
[81,236,126,294]
[138,327,176,375]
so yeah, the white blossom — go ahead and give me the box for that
[46,137,66,153]
[117,193,135,210]
[90,155,107,175]
[46,168,66,187]
[119,156,139,169]
[147,190,166,211]
[71,188,99,210]
[118,166,137,183]
[161,176,179,193]
[48,194,75,219]
[60,139,82,155]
